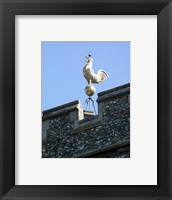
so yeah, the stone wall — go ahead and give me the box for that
[42,83,130,158]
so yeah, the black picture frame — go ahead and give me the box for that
[0,0,172,199]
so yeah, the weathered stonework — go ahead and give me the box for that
[42,83,130,158]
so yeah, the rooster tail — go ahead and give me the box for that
[97,70,109,82]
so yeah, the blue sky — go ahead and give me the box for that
[42,41,130,112]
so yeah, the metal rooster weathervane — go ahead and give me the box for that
[83,54,109,113]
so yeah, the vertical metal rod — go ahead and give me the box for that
[85,97,97,115]
[92,101,97,115]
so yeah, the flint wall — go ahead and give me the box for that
[42,83,130,158]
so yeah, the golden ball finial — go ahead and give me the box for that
[85,84,96,96]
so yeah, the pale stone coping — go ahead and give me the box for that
[98,83,130,96]
[79,114,99,124]
[73,140,130,158]
[83,110,94,118]
[42,100,82,121]
[97,83,130,103]
[73,115,102,133]
[43,100,79,115]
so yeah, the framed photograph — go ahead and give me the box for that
[0,0,172,199]
[15,14,156,185]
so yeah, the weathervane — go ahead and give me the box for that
[83,54,109,114]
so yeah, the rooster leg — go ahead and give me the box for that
[88,80,92,86]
